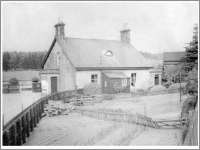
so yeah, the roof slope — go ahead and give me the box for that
[3,70,40,82]
[163,52,185,62]
[103,71,128,78]
[60,37,152,68]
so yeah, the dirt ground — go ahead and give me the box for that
[81,93,185,120]
[23,93,183,146]
[24,113,181,146]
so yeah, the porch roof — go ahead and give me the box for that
[103,71,128,79]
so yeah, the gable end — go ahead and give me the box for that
[41,38,56,68]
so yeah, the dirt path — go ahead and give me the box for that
[94,123,145,145]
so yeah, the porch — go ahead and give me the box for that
[101,71,130,94]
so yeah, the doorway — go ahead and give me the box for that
[51,76,57,93]
[154,74,159,85]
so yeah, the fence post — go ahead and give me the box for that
[16,120,22,145]
[36,105,39,123]
[26,113,30,137]
[33,108,37,127]
[21,116,26,144]
[9,124,17,145]
[3,131,9,146]
[30,110,34,132]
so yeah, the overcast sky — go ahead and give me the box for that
[2,1,199,53]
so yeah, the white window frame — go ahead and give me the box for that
[154,74,159,85]
[91,74,98,83]
[131,73,136,87]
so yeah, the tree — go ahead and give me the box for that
[9,78,19,86]
[3,52,10,71]
[2,51,46,71]
[183,24,198,72]
[184,24,198,94]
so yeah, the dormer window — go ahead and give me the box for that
[104,50,113,57]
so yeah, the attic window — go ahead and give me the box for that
[104,50,113,57]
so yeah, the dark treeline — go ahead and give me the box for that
[3,51,46,71]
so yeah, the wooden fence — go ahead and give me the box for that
[132,88,183,97]
[183,107,198,145]
[3,97,48,146]
[2,89,82,146]
[75,108,160,128]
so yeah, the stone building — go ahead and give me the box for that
[41,21,161,94]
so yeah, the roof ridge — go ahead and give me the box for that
[64,37,129,44]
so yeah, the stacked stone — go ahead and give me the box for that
[72,95,103,106]
[43,100,75,117]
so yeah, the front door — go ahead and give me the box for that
[51,76,57,93]
[154,74,159,85]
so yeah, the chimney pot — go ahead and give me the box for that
[120,23,131,43]
[120,29,131,43]
[55,21,65,39]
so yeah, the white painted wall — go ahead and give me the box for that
[43,41,76,93]
[76,69,153,92]
[121,70,153,91]
[40,73,59,95]
[76,71,101,89]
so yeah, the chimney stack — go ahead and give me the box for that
[120,23,131,43]
[55,21,65,40]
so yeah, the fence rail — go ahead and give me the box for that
[3,97,48,146]
[75,108,160,128]
[132,88,183,97]
[2,89,82,146]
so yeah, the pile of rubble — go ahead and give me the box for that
[43,100,75,117]
[42,94,111,117]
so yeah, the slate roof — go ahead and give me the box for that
[56,37,153,69]
[163,52,185,62]
[3,70,40,82]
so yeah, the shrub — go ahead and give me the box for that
[185,67,198,95]
[9,78,19,86]
[163,81,171,88]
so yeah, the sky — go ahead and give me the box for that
[2,1,199,53]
